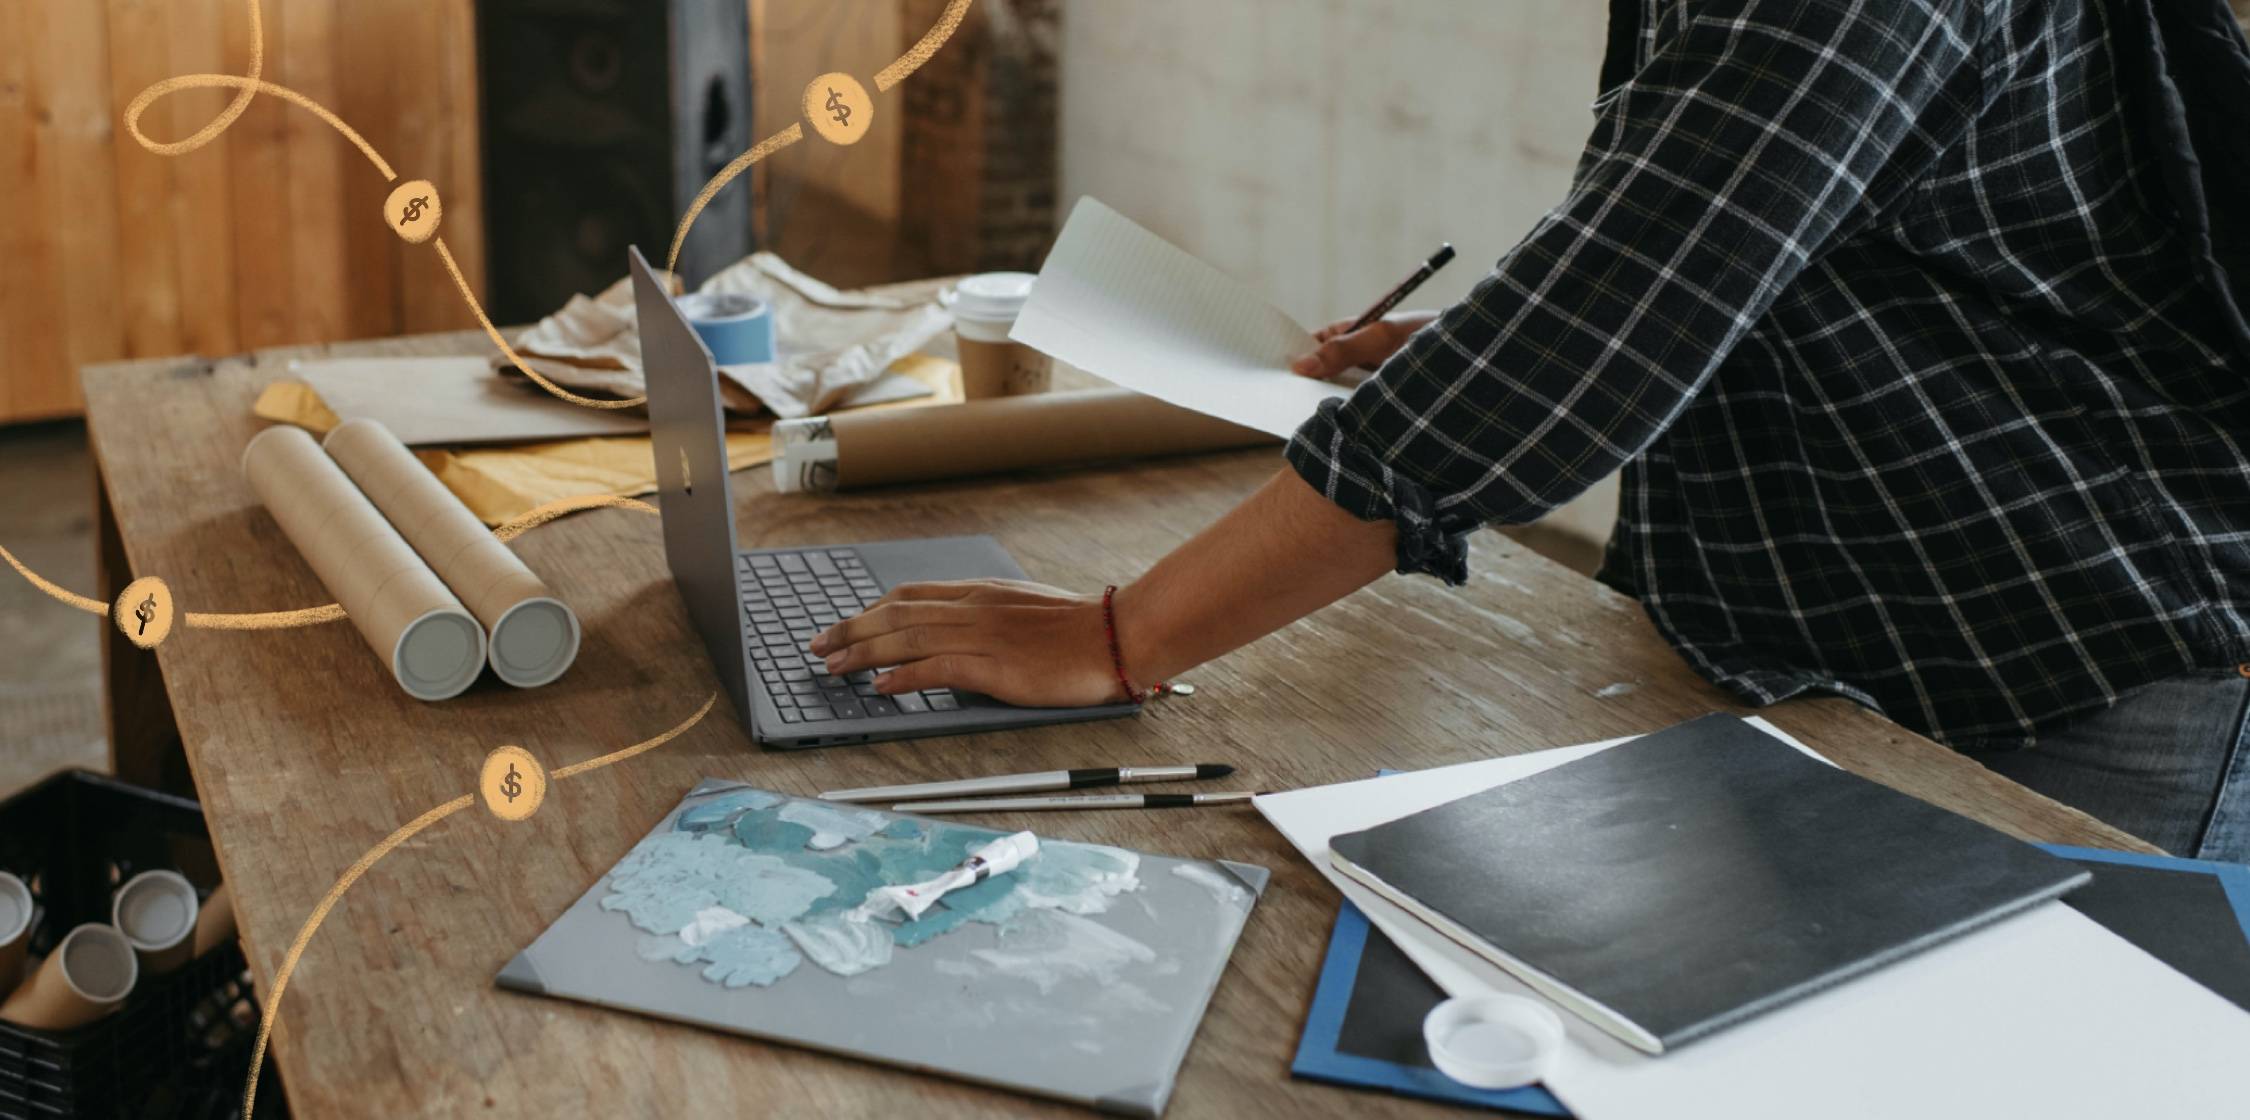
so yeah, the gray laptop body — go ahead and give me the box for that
[629,247,1137,748]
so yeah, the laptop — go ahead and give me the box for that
[629,247,1139,748]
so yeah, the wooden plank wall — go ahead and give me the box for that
[1,0,999,424]
[749,0,910,290]
[0,0,485,424]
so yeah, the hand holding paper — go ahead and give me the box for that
[1010,198,1350,439]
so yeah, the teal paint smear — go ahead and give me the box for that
[603,832,832,934]
[708,854,835,926]
[601,883,718,935]
[787,849,887,918]
[886,905,976,947]
[676,789,784,833]
[698,924,805,988]
[734,808,816,851]
[777,801,889,850]
[609,791,1147,986]
[927,872,1024,927]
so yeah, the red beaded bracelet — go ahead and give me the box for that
[1102,585,1168,704]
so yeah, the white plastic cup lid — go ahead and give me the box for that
[1422,994,1565,1090]
[112,869,198,951]
[951,272,1037,324]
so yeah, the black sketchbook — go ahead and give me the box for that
[1326,714,2091,1054]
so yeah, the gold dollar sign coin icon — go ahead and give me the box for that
[383,179,442,245]
[480,745,546,822]
[112,575,175,649]
[802,72,873,146]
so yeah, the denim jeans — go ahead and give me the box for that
[1973,669,2250,864]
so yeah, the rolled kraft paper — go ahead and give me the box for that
[0,924,138,1032]
[242,426,487,700]
[771,388,1278,493]
[192,881,237,958]
[677,290,776,364]
[322,419,581,688]
[111,869,199,977]
[0,871,30,1000]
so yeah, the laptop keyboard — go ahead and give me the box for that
[738,548,962,724]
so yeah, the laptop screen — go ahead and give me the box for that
[630,246,755,726]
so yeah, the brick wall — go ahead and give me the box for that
[899,0,1060,275]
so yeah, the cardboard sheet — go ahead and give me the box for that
[1253,721,2250,1120]
[291,357,940,448]
[253,354,964,525]
[1010,198,1348,439]
[295,357,647,446]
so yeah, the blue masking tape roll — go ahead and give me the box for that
[677,291,775,364]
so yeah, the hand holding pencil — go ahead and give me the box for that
[1290,242,1454,381]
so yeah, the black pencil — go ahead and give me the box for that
[1345,243,1456,332]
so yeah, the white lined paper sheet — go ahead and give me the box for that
[1009,197,1348,439]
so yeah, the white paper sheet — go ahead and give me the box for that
[1255,719,2250,1120]
[1009,197,1348,439]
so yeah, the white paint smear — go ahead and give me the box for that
[971,910,1158,994]
[678,905,751,948]
[784,916,895,977]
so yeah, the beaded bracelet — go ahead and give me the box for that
[1102,585,1169,704]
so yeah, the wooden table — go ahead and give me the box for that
[79,320,2152,1118]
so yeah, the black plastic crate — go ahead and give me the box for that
[0,769,280,1118]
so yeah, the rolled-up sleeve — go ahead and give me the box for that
[1287,0,1984,582]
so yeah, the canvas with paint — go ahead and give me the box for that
[499,779,1268,1116]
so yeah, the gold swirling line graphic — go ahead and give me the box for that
[239,693,718,1120]
[1,495,656,631]
[127,0,978,411]
[660,0,976,272]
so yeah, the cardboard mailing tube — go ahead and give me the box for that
[243,426,487,700]
[323,419,581,688]
[0,872,31,1001]
[771,388,1277,493]
[192,881,237,958]
[111,870,199,977]
[0,924,138,1032]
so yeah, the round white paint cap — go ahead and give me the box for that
[58,923,139,1003]
[394,608,486,701]
[112,869,198,952]
[1422,994,1565,1090]
[0,871,31,945]
[488,597,581,688]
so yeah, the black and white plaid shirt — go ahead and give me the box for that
[1287,0,2250,747]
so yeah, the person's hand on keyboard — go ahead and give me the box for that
[810,580,1121,708]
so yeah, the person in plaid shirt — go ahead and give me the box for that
[815,0,2250,860]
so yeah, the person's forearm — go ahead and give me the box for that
[1113,468,1396,684]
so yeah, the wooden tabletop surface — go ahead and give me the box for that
[78,313,2151,1118]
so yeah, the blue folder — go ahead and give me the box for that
[1293,837,2250,1115]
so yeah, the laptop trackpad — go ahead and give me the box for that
[852,535,1028,594]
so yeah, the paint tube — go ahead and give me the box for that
[855,831,1040,922]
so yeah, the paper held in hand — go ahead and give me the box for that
[1009,198,1349,439]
